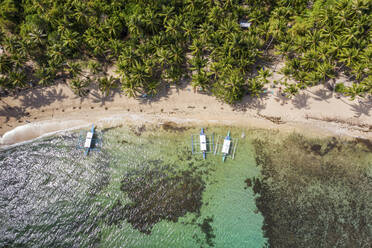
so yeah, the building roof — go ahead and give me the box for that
[239,21,251,28]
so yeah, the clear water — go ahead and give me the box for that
[0,126,266,247]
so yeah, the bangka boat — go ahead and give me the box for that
[84,124,95,156]
[191,128,214,159]
[76,124,102,156]
[221,131,231,162]
[214,130,238,162]
[200,128,207,159]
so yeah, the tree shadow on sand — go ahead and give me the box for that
[347,99,372,118]
[0,105,29,123]
[18,87,68,109]
[291,93,311,109]
[310,88,333,102]
[0,86,68,122]
[137,78,190,105]
[232,94,268,112]
[90,87,122,106]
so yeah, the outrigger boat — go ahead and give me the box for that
[200,128,207,159]
[76,124,102,156]
[221,131,231,162]
[191,128,214,159]
[84,124,95,156]
[214,130,238,162]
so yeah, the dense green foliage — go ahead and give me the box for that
[0,0,370,102]
[273,0,372,99]
[252,133,372,247]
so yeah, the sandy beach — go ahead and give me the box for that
[1,73,371,147]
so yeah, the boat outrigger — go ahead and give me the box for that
[214,130,238,162]
[76,124,102,156]
[191,128,214,159]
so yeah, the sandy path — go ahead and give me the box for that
[0,78,371,146]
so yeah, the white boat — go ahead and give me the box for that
[84,125,95,156]
[221,131,231,162]
[191,128,214,159]
[200,128,207,159]
[214,130,238,162]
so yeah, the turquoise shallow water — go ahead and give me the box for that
[0,125,266,247]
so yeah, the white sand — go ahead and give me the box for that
[1,74,371,146]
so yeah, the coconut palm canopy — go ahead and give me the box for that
[0,0,370,102]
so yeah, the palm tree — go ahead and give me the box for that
[212,69,245,103]
[150,34,164,48]
[9,71,27,88]
[159,5,175,24]
[164,15,182,38]
[191,70,209,91]
[351,62,366,81]
[307,30,322,49]
[156,47,171,69]
[69,78,90,96]
[207,6,223,25]
[104,16,123,39]
[116,45,140,73]
[344,83,365,100]
[210,61,223,80]
[164,65,183,82]
[10,53,26,71]
[35,67,54,86]
[181,20,194,41]
[339,48,359,67]
[189,39,204,57]
[91,38,105,57]
[61,29,80,52]
[169,45,184,65]
[144,80,160,96]
[98,76,118,96]
[327,38,347,57]
[247,77,264,98]
[88,61,102,75]
[189,55,207,73]
[65,62,83,78]
[257,68,272,84]
[184,0,198,12]
[121,76,140,98]
[283,83,299,96]
[130,61,151,87]
[108,39,124,58]
[47,44,65,67]
[198,23,213,43]
[143,7,161,35]
[73,9,87,26]
[3,36,18,54]
[218,19,239,37]
[0,55,12,74]
[317,61,336,82]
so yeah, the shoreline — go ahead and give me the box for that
[1,82,371,147]
[1,110,371,149]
